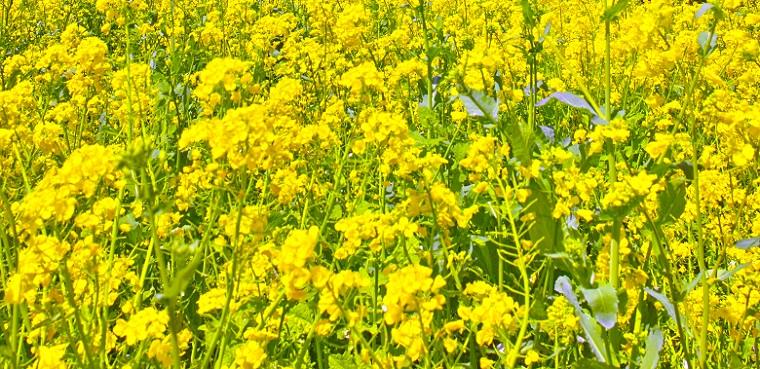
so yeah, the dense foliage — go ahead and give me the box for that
[1,0,759,368]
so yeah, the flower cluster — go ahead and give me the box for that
[2,0,759,368]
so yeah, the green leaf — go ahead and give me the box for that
[581,284,619,330]
[329,205,343,220]
[501,119,563,254]
[287,303,314,329]
[657,179,686,225]
[328,354,358,369]
[0,345,13,360]
[571,358,617,369]
[694,2,725,20]
[675,160,696,180]
[644,288,677,323]
[735,237,760,249]
[685,263,748,293]
[694,3,714,19]
[519,0,537,28]
[452,142,470,162]
[601,0,630,22]
[417,105,439,127]
[555,276,608,362]
[459,92,498,121]
[410,130,443,147]
[526,179,563,253]
[697,31,719,56]
[640,329,664,369]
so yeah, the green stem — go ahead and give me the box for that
[502,178,531,368]
[609,218,621,289]
[692,114,708,369]
[59,264,96,369]
[603,0,620,290]
[9,304,19,369]
[417,0,435,115]
[202,175,258,369]
[682,35,710,369]
[150,213,183,368]
[640,207,692,369]
[604,9,611,121]
[12,144,31,194]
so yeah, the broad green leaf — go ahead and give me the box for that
[735,237,760,249]
[694,2,725,20]
[716,264,748,280]
[571,358,617,369]
[535,91,602,121]
[288,303,314,329]
[644,288,677,323]
[581,284,619,330]
[329,354,358,369]
[555,276,581,307]
[459,92,498,120]
[657,180,686,224]
[519,0,537,28]
[695,3,713,19]
[329,204,343,220]
[675,160,696,180]
[502,119,564,254]
[640,329,664,369]
[555,276,608,362]
[526,178,563,252]
[601,0,630,21]
[417,105,439,128]
[698,31,718,55]
[410,130,443,148]
[685,263,748,293]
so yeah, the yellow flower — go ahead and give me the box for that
[33,344,68,369]
[317,270,368,322]
[460,135,498,181]
[3,274,25,304]
[277,227,320,300]
[525,350,541,366]
[147,329,192,367]
[192,58,251,114]
[113,308,169,345]
[271,167,308,204]
[111,63,155,127]
[443,320,465,334]
[732,143,755,167]
[234,341,267,369]
[382,265,446,325]
[391,319,426,362]
[601,171,660,209]
[460,281,519,346]
[197,288,227,315]
[443,337,459,353]
[644,133,674,159]
[544,296,579,344]
[340,61,385,97]
[479,357,495,369]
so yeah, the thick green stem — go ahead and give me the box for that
[417,0,435,115]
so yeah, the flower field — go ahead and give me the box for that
[1,0,759,368]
